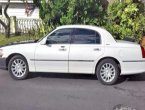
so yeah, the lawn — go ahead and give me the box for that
[0,34,39,46]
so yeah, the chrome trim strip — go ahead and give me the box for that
[123,60,145,62]
[30,59,94,62]
[69,60,94,62]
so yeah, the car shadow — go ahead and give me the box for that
[28,72,145,84]
[28,72,97,80]
[116,73,145,84]
[125,73,145,81]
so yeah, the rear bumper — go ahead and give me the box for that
[0,58,7,70]
[121,60,145,75]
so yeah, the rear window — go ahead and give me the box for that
[72,28,101,44]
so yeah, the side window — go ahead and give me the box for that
[72,28,101,44]
[47,28,73,44]
[0,5,2,16]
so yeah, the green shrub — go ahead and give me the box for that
[105,0,145,41]
[39,0,106,28]
[60,0,106,26]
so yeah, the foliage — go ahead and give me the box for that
[60,0,106,25]
[30,21,54,39]
[39,0,106,30]
[105,0,145,41]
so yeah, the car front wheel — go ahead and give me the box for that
[8,55,29,80]
[96,59,120,85]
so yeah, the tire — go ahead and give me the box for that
[96,59,120,85]
[8,55,29,80]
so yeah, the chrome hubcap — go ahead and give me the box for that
[100,63,116,82]
[11,59,26,77]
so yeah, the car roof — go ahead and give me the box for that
[56,25,106,31]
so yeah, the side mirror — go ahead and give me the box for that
[46,39,56,44]
[46,39,50,44]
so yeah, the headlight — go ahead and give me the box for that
[0,49,3,57]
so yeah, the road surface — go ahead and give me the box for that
[0,69,145,110]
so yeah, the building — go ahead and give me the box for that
[0,0,39,19]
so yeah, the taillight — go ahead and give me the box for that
[141,46,145,58]
[0,49,3,58]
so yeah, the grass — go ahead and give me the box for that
[0,34,40,46]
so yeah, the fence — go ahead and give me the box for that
[17,19,42,33]
[0,18,42,34]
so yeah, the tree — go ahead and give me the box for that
[39,0,106,31]
[105,0,145,41]
[0,0,10,38]
[60,0,105,26]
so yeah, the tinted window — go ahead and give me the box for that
[72,28,101,44]
[47,29,72,44]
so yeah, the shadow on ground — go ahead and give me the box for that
[28,72,97,80]
[126,73,145,81]
[116,73,145,84]
[27,72,145,84]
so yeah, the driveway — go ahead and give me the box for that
[0,69,145,110]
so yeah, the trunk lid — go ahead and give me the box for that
[116,40,139,48]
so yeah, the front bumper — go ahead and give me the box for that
[0,58,7,70]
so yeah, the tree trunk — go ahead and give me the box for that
[4,0,11,38]
[0,0,10,38]
[5,26,10,37]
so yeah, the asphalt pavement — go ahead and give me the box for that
[0,69,145,110]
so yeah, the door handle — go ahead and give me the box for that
[59,48,67,51]
[59,46,66,51]
[60,46,65,48]
[94,48,101,51]
[59,46,67,51]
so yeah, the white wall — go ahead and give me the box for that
[1,3,39,19]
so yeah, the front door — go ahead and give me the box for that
[34,28,73,73]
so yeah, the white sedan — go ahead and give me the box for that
[0,25,145,85]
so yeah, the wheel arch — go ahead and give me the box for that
[6,53,28,69]
[95,57,121,73]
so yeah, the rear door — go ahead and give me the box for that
[69,28,104,74]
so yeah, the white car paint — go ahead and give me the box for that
[1,25,145,75]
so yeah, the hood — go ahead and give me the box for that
[0,40,38,48]
[0,40,38,50]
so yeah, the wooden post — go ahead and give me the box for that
[10,16,16,35]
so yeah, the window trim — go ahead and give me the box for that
[71,28,102,45]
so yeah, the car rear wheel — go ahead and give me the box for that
[96,59,120,85]
[8,55,29,80]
